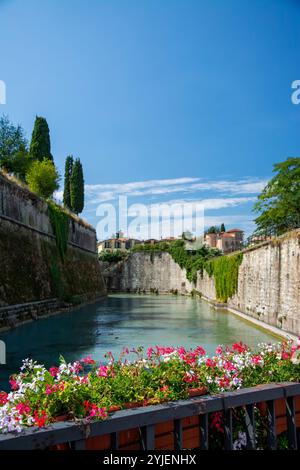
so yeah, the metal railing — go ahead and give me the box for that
[0,382,299,450]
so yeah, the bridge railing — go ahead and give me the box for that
[0,382,299,450]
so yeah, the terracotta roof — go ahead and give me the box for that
[226,228,244,233]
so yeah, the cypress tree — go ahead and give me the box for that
[220,223,226,232]
[63,155,74,209]
[30,116,53,162]
[70,158,84,214]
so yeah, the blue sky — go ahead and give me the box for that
[0,0,299,238]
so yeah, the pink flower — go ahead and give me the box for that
[81,355,96,366]
[97,365,108,377]
[252,355,263,365]
[147,347,154,358]
[16,403,31,415]
[9,379,19,391]
[281,352,290,360]
[87,403,108,419]
[177,347,186,355]
[49,366,59,377]
[216,345,223,355]
[223,361,236,372]
[194,346,206,356]
[45,384,53,396]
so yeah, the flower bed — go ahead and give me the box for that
[1,341,300,449]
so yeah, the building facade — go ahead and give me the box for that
[205,228,244,253]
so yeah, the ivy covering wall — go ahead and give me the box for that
[47,201,69,262]
[204,252,243,302]
[132,240,221,284]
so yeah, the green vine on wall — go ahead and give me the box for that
[133,240,221,284]
[48,201,69,262]
[204,252,243,303]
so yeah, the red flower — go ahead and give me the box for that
[33,410,47,428]
[211,412,224,433]
[232,342,248,353]
[281,351,290,360]
[0,392,8,406]
[206,358,216,368]
[84,400,91,411]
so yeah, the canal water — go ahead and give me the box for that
[0,294,279,390]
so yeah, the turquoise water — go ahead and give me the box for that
[0,294,279,390]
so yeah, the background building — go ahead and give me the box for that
[205,228,244,253]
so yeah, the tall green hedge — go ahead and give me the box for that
[204,252,243,302]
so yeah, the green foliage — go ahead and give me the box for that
[70,158,84,214]
[205,252,243,302]
[206,225,219,234]
[48,201,69,262]
[0,115,28,171]
[26,158,60,198]
[63,155,73,210]
[254,157,300,236]
[29,116,53,162]
[220,223,226,232]
[9,145,33,181]
[99,250,128,263]
[133,239,221,284]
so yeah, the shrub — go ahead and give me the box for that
[26,158,60,198]
[99,250,128,263]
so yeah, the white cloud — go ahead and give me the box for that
[84,176,268,205]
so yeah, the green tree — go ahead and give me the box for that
[254,157,300,236]
[63,155,74,209]
[29,116,53,162]
[26,158,60,198]
[9,145,33,181]
[206,226,219,234]
[220,223,226,232]
[0,115,28,171]
[70,158,84,214]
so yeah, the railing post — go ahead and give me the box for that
[174,419,183,450]
[140,425,155,451]
[70,439,86,450]
[224,408,233,450]
[111,432,119,450]
[266,400,277,450]
[245,404,256,450]
[199,414,209,450]
[285,396,297,450]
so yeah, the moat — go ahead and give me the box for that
[0,294,279,390]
